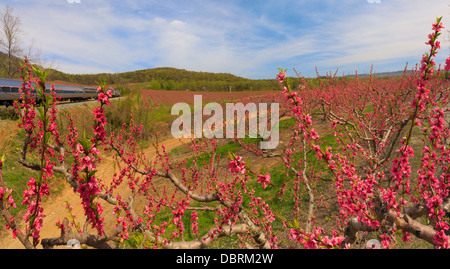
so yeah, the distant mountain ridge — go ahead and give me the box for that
[344,70,411,77]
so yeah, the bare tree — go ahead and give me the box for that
[25,38,57,74]
[0,5,23,78]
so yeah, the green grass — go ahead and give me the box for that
[173,136,261,168]
[169,116,296,166]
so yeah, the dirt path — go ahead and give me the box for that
[0,136,189,249]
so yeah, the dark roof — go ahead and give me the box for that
[0,78,83,92]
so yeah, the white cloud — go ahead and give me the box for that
[310,0,450,74]
[15,2,148,74]
[6,0,450,78]
[66,0,81,4]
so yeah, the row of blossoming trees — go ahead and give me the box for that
[1,18,450,249]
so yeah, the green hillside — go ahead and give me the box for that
[47,66,279,92]
[0,52,280,91]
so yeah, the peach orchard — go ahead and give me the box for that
[1,17,450,249]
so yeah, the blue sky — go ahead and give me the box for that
[2,0,450,79]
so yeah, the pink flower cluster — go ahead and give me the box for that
[191,210,199,236]
[0,187,16,210]
[229,155,246,174]
[417,116,450,248]
[77,175,104,233]
[76,144,98,171]
[21,176,50,246]
[172,198,189,238]
[276,72,286,84]
[289,227,346,249]
[334,156,380,230]
[74,161,104,235]
[113,195,142,240]
[257,173,271,189]
[381,143,414,212]
[115,217,129,240]
[246,188,277,248]
[445,58,450,72]
[92,86,113,144]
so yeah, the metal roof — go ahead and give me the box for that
[0,78,23,87]
[0,78,83,92]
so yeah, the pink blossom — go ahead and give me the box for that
[80,156,96,171]
[76,143,84,154]
[97,92,111,106]
[445,57,450,71]
[432,21,444,32]
[289,228,300,241]
[312,145,323,160]
[309,128,319,140]
[93,107,107,126]
[191,210,199,236]
[93,125,107,142]
[276,72,286,84]
[435,41,441,49]
[115,217,129,240]
[90,146,101,155]
[229,155,246,174]
[257,173,271,189]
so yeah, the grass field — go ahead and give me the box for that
[140,89,279,106]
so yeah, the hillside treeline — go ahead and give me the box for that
[46,67,281,92]
[3,52,415,93]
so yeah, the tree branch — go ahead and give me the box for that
[41,218,122,249]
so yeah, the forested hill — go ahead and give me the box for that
[46,66,280,92]
[1,52,279,91]
[50,67,246,84]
